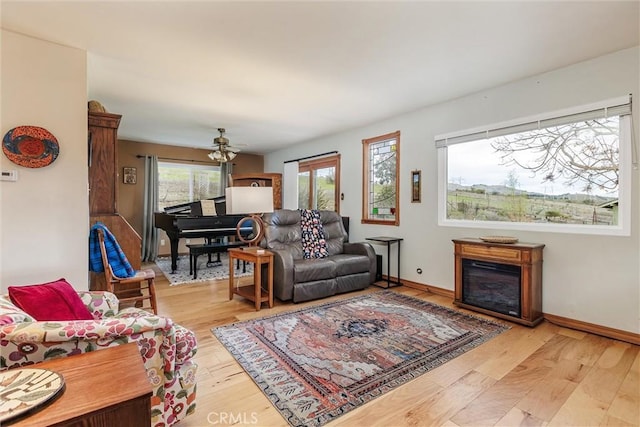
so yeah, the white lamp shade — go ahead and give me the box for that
[225,186,274,214]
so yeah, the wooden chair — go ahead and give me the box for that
[96,229,158,314]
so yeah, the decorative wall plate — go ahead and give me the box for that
[0,368,65,423]
[2,126,60,168]
[479,236,519,244]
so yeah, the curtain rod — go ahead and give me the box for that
[284,150,338,164]
[136,155,230,165]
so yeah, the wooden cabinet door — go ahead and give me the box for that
[89,112,121,215]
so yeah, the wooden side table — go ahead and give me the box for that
[9,343,151,426]
[228,247,274,311]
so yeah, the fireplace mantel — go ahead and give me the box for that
[453,238,544,327]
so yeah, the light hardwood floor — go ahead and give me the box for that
[149,264,639,427]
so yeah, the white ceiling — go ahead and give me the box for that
[2,1,639,155]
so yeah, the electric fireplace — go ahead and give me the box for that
[453,238,545,327]
[462,259,521,317]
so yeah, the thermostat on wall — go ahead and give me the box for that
[1,170,18,181]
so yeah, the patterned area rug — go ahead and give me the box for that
[212,290,509,427]
[155,253,253,286]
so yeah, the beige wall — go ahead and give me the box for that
[0,30,88,292]
[118,139,264,255]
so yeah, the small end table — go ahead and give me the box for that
[228,247,274,311]
[366,236,403,288]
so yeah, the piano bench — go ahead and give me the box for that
[187,241,247,280]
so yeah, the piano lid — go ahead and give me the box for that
[162,195,226,215]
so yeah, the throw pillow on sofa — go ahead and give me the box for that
[8,278,94,321]
[300,209,329,259]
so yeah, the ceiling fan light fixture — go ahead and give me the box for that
[208,127,240,163]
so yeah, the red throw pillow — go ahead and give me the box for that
[8,278,93,321]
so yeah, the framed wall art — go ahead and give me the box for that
[123,167,137,184]
[411,170,421,203]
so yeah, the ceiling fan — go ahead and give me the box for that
[208,128,241,162]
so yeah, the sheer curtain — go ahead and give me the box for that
[283,161,299,209]
[141,155,159,262]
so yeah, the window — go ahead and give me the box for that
[437,97,632,235]
[362,131,400,225]
[157,162,222,211]
[298,155,340,212]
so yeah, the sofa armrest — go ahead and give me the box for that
[78,291,119,319]
[269,248,296,301]
[0,296,35,324]
[344,242,377,284]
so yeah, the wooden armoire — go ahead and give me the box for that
[89,111,141,290]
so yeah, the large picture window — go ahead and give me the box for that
[362,131,400,225]
[437,97,632,235]
[158,162,222,211]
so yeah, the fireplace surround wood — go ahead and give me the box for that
[453,238,544,327]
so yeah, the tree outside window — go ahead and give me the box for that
[438,97,631,235]
[362,131,400,225]
[446,118,621,226]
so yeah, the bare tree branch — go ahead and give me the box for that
[491,117,619,193]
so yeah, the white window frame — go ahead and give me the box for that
[436,96,633,236]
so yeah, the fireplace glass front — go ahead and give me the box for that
[462,259,521,318]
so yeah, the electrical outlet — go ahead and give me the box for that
[160,239,166,246]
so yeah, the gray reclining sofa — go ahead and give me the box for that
[261,209,377,303]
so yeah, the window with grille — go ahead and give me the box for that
[362,131,400,225]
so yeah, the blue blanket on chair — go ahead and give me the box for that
[89,222,135,278]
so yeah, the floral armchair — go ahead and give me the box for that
[0,291,197,427]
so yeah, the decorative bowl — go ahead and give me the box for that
[479,236,519,244]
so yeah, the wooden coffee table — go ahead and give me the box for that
[228,247,274,311]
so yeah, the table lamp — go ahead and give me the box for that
[225,186,274,246]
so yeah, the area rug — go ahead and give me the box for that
[212,290,509,427]
[155,253,253,286]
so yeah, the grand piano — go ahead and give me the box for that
[154,196,248,273]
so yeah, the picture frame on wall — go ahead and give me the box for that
[411,170,421,203]
[123,167,137,184]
